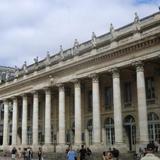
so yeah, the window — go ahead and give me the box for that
[145,77,155,101]
[88,90,92,112]
[124,82,132,105]
[104,87,113,110]
[104,118,115,145]
[148,112,160,143]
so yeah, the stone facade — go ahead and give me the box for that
[0,12,160,153]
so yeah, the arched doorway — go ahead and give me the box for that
[124,115,136,151]
[104,118,115,146]
[148,112,160,143]
[87,119,92,145]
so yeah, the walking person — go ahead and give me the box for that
[11,147,17,160]
[17,148,22,160]
[79,145,86,160]
[38,147,43,160]
[141,145,160,160]
[67,146,77,160]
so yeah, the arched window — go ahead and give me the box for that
[104,118,115,145]
[148,112,160,143]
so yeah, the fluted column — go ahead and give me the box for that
[45,88,51,145]
[32,91,39,145]
[91,74,101,144]
[112,69,123,144]
[136,63,149,143]
[58,84,65,144]
[3,100,9,146]
[74,79,82,145]
[12,97,18,145]
[22,94,28,145]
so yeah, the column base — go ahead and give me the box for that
[136,141,149,153]
[113,142,128,153]
[90,143,105,152]
[56,144,68,153]
[43,144,54,152]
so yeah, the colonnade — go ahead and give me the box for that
[1,63,149,149]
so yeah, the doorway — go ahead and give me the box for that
[124,115,136,151]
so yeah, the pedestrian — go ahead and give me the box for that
[67,146,77,160]
[112,148,119,160]
[17,148,22,160]
[154,139,160,152]
[23,148,27,160]
[102,151,106,160]
[79,145,86,160]
[11,147,17,160]
[38,147,43,160]
[105,151,114,160]
[86,147,92,160]
[141,145,160,160]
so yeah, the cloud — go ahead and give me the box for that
[0,0,159,67]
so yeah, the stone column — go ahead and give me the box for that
[45,88,51,145]
[58,84,65,144]
[102,128,106,146]
[85,129,89,146]
[12,97,18,145]
[112,69,123,144]
[74,79,82,145]
[22,94,28,145]
[3,100,9,146]
[136,63,149,144]
[32,91,39,145]
[91,74,101,144]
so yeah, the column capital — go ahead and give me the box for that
[132,61,144,72]
[89,73,99,82]
[111,68,120,78]
[31,90,39,95]
[72,79,81,88]
[56,83,64,90]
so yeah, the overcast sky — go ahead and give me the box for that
[0,0,159,68]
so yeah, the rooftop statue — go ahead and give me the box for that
[22,61,28,73]
[34,56,39,65]
[45,51,51,66]
[60,45,64,58]
[134,12,140,23]
[91,32,96,47]
[14,65,19,77]
[134,12,141,32]
[74,39,79,49]
[110,23,116,39]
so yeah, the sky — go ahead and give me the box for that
[0,0,159,68]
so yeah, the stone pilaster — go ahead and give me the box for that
[32,91,39,145]
[22,94,28,145]
[12,97,18,145]
[136,63,149,145]
[112,69,123,144]
[74,79,82,145]
[3,100,9,146]
[44,88,51,145]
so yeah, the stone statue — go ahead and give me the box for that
[134,12,140,23]
[60,45,64,58]
[22,61,28,73]
[45,51,51,65]
[74,39,79,49]
[91,32,96,47]
[134,12,141,32]
[15,65,19,77]
[110,23,116,39]
[34,56,39,65]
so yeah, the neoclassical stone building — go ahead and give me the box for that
[0,11,160,152]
